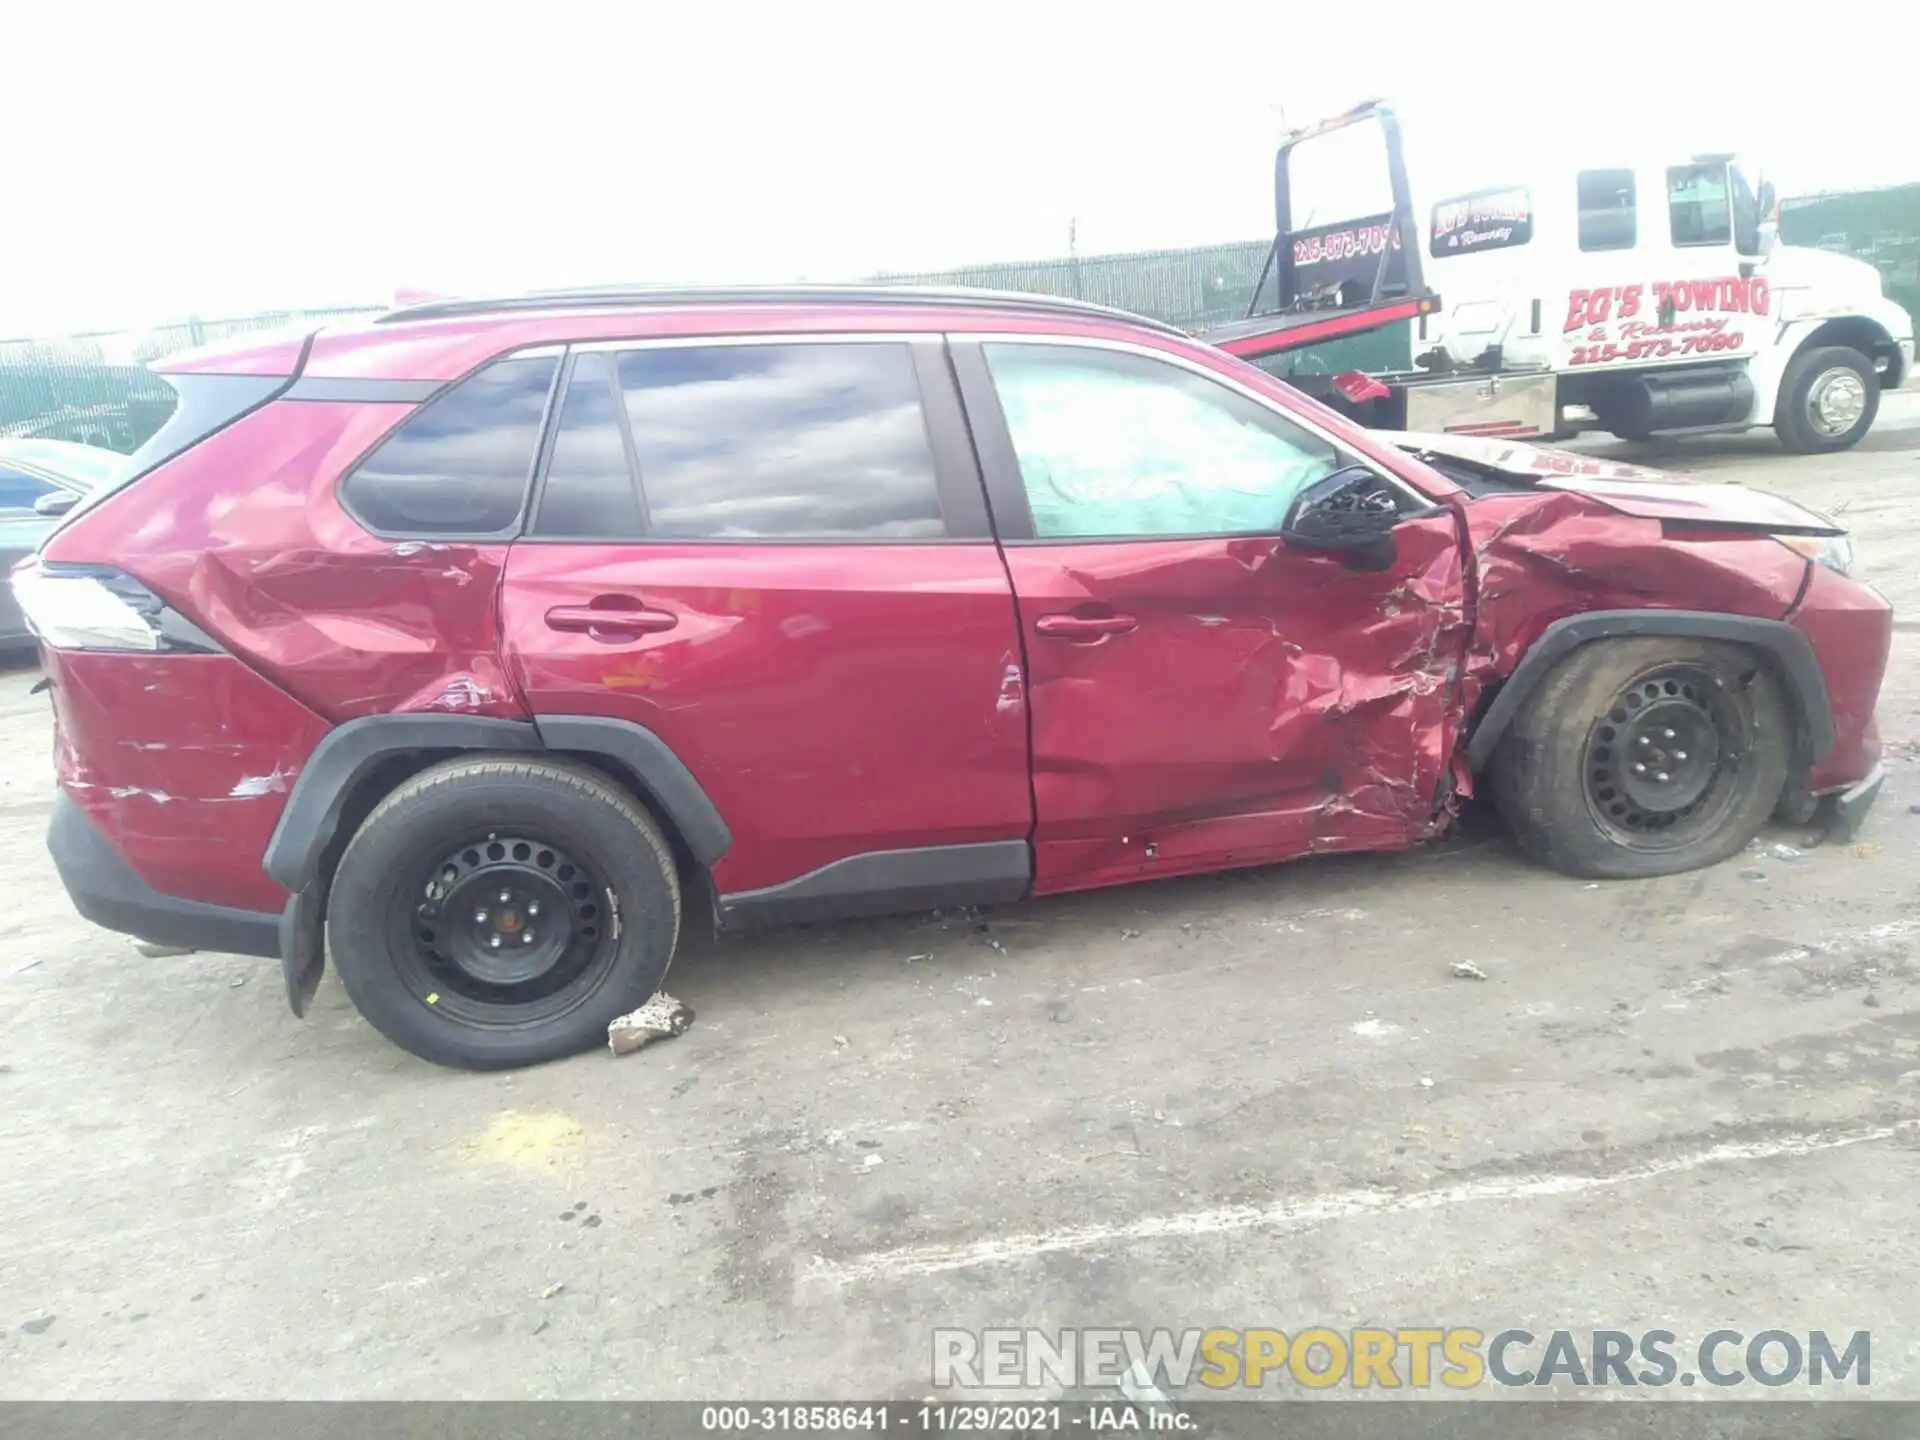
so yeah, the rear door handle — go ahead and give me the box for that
[1034,613,1138,640]
[544,600,678,640]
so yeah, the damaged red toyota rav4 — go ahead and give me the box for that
[19,287,1891,1069]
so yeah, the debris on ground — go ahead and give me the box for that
[1450,961,1489,981]
[1418,1077,1435,1089]
[1740,868,1767,882]
[861,1153,884,1169]
[539,1282,565,1300]
[1120,927,1141,940]
[903,953,930,965]
[1848,841,1882,860]
[607,993,695,1057]
[1767,843,1804,862]
[1864,992,1882,1008]
[832,1035,849,1048]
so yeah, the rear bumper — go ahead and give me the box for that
[49,794,281,959]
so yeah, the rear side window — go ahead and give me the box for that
[532,353,645,538]
[1668,163,1732,247]
[342,354,558,535]
[1578,169,1636,252]
[614,342,945,539]
[1429,186,1533,258]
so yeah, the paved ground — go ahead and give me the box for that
[2,394,1918,1401]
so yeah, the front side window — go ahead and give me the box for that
[982,344,1344,539]
[341,354,558,535]
[1669,163,1732,247]
[1578,169,1637,252]
[616,342,945,540]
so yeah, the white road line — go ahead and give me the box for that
[809,1120,1917,1286]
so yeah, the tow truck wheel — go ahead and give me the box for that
[1777,345,1879,454]
[1489,637,1790,880]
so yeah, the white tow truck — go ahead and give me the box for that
[1213,103,1915,454]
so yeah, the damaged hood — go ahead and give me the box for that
[1390,432,1844,537]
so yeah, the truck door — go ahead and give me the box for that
[1558,161,1770,373]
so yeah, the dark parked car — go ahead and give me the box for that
[0,438,120,649]
[15,287,1891,1068]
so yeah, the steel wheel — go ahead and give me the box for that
[1806,366,1868,439]
[1581,665,1748,851]
[399,832,619,1026]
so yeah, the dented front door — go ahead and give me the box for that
[955,338,1471,896]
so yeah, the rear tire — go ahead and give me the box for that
[1776,345,1878,453]
[327,756,681,1069]
[1488,638,1790,879]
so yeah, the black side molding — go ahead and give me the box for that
[263,714,543,891]
[535,715,731,866]
[718,840,1031,931]
[49,796,281,959]
[1465,608,1835,771]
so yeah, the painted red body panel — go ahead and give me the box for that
[1004,514,1471,894]
[42,401,525,724]
[499,541,1033,894]
[1790,566,1891,792]
[45,650,328,911]
[1460,494,1809,682]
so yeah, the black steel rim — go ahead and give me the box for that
[399,833,619,1026]
[1582,665,1748,851]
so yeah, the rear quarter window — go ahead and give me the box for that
[341,355,560,536]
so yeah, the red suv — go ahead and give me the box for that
[19,287,1890,1069]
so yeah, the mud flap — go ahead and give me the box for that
[279,882,326,1018]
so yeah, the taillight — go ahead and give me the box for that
[10,560,219,654]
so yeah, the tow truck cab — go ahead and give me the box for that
[1229,104,1915,455]
[1418,153,1913,449]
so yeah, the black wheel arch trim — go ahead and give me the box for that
[1464,609,1835,771]
[263,714,544,892]
[532,715,732,866]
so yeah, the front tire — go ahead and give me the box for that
[327,757,681,1069]
[1776,345,1879,453]
[1489,638,1790,879]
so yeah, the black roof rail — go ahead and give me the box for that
[374,283,1189,337]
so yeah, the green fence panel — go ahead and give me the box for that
[1779,184,1920,332]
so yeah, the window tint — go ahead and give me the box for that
[1577,169,1636,252]
[1668,163,1732,247]
[616,343,944,539]
[534,353,645,537]
[0,467,57,511]
[983,344,1344,539]
[342,355,558,535]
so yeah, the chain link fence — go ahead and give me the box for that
[5,189,1917,453]
[0,307,379,452]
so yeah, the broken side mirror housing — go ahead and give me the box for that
[1280,464,1400,572]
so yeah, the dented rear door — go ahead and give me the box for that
[954,338,1471,896]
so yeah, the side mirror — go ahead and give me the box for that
[34,492,78,518]
[1280,465,1400,572]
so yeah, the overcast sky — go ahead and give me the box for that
[9,0,1917,335]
